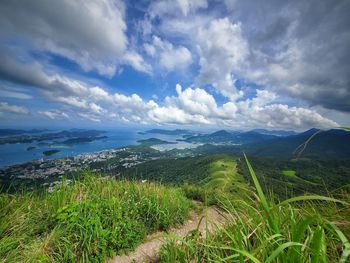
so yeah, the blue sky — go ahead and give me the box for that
[0,0,349,130]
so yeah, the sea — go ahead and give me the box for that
[0,129,199,168]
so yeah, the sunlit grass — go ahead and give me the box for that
[182,156,250,206]
[0,173,191,262]
[159,155,350,262]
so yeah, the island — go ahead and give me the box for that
[0,129,48,136]
[43,150,60,156]
[138,129,194,136]
[0,129,107,145]
[137,138,177,146]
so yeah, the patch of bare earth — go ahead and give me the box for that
[107,207,227,263]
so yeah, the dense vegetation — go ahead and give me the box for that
[0,174,190,262]
[120,155,225,185]
[160,156,350,263]
[238,156,350,198]
[1,150,350,262]
[121,154,350,199]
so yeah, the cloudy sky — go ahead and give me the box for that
[0,0,349,130]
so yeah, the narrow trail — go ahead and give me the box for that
[108,207,227,263]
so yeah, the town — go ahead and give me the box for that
[0,146,163,182]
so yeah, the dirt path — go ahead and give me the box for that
[108,207,227,263]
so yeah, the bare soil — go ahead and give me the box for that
[108,206,227,263]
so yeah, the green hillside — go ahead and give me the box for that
[160,156,350,263]
[0,174,190,262]
[1,155,349,262]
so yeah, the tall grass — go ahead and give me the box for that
[159,154,350,262]
[0,173,191,262]
[182,157,250,206]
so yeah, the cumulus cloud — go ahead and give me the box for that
[223,0,350,112]
[0,102,29,114]
[0,0,149,76]
[0,48,339,129]
[0,50,339,128]
[0,0,348,128]
[149,0,208,18]
[144,84,337,129]
[196,18,248,101]
[140,0,350,114]
[144,36,192,72]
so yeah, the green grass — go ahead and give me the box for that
[0,173,191,262]
[282,170,298,179]
[160,155,350,263]
[182,156,250,205]
[282,169,318,186]
[1,154,350,262]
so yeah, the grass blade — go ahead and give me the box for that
[278,195,348,207]
[265,242,303,263]
[244,153,279,234]
[325,221,350,263]
[310,226,327,263]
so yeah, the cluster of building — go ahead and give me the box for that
[0,147,148,180]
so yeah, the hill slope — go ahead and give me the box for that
[0,174,190,262]
[245,128,350,159]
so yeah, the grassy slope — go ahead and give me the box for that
[1,154,349,262]
[121,154,226,185]
[282,169,318,186]
[282,169,297,178]
[181,156,250,205]
[0,174,191,262]
[160,156,350,263]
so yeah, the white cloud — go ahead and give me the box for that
[165,84,223,118]
[0,0,149,76]
[0,102,29,114]
[196,18,249,101]
[78,113,101,123]
[177,0,208,16]
[148,84,337,129]
[149,0,208,18]
[0,44,340,129]
[148,106,210,125]
[0,88,32,99]
[144,43,156,57]
[39,110,69,120]
[144,36,192,72]
[122,51,152,74]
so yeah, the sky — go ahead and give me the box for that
[0,0,349,131]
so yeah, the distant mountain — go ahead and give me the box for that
[238,131,277,143]
[137,138,177,146]
[185,130,276,144]
[245,128,350,159]
[0,129,106,144]
[0,129,48,136]
[138,129,194,136]
[184,130,234,143]
[295,128,320,137]
[251,129,297,137]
